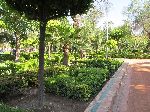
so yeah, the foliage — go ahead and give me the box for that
[126,0,150,34]
[45,68,109,101]
[5,0,94,106]
[0,0,31,38]
[45,65,69,77]
[0,103,29,112]
[73,58,122,75]
[45,58,122,101]
[109,28,125,41]
[0,60,38,97]
[0,70,37,97]
[111,35,150,59]
[106,39,118,50]
[5,0,94,21]
[0,55,122,101]
[20,52,39,61]
[0,54,14,62]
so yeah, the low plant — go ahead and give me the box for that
[0,103,30,112]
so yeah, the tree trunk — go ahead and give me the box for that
[14,32,20,61]
[146,32,150,49]
[96,43,98,53]
[38,20,47,107]
[80,49,84,59]
[148,32,150,39]
[62,44,69,65]
[48,42,51,59]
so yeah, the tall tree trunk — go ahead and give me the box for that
[62,44,69,65]
[14,32,20,61]
[38,20,47,107]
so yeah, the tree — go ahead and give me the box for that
[126,0,150,48]
[109,22,132,54]
[46,19,62,58]
[46,18,75,65]
[5,0,94,107]
[79,7,103,53]
[0,0,32,61]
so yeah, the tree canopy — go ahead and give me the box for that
[5,0,94,21]
[126,0,150,35]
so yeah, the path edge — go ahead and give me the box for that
[84,62,129,112]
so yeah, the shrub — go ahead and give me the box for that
[45,68,109,101]
[20,52,38,60]
[0,54,14,62]
[0,71,37,97]
[72,58,122,75]
[44,65,69,76]
[0,103,29,112]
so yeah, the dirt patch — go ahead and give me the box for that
[3,87,91,112]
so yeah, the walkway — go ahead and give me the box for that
[127,59,150,112]
[112,59,150,112]
[85,59,150,112]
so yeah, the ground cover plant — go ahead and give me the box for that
[0,55,122,101]
[0,103,30,112]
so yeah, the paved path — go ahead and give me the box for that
[113,59,150,112]
[127,60,150,112]
[85,59,150,112]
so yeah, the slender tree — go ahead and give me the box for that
[5,0,94,107]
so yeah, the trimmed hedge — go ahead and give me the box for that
[0,71,37,98]
[0,58,122,101]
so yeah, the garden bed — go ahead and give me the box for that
[0,58,122,112]
[2,87,91,112]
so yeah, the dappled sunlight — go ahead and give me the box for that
[130,63,150,72]
[140,64,150,67]
[130,84,150,93]
[135,85,145,90]
[136,68,150,72]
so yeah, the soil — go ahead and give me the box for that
[3,87,91,112]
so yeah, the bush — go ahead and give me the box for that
[45,58,122,101]
[0,61,16,76]
[44,65,69,76]
[0,54,14,62]
[45,68,109,101]
[0,70,37,97]
[72,58,122,75]
[20,52,38,61]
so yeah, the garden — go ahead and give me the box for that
[0,0,150,112]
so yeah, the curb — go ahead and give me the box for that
[84,62,129,112]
